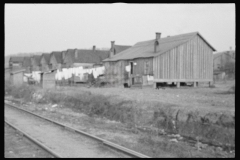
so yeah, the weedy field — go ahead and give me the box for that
[4,80,235,158]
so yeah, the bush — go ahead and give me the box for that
[5,84,36,101]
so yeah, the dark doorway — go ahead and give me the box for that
[130,62,134,85]
[130,62,133,74]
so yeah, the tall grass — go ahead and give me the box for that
[5,84,235,155]
[5,82,36,101]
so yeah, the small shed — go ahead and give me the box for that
[10,69,25,86]
[42,70,56,89]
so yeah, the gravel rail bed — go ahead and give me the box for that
[5,104,130,158]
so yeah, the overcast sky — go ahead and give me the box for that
[5,3,235,56]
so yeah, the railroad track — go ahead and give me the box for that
[5,120,62,158]
[4,100,150,158]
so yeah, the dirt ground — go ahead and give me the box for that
[5,104,130,158]
[4,124,53,158]
[5,99,235,158]
[58,80,235,115]
[4,80,235,158]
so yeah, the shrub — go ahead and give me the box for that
[5,84,36,101]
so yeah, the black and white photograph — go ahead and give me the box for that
[4,3,235,158]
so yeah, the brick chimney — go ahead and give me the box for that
[93,45,96,52]
[111,41,115,51]
[154,32,161,53]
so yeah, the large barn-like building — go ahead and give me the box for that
[103,32,216,88]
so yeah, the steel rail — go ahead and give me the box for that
[5,120,62,158]
[5,101,150,158]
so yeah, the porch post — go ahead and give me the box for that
[177,82,180,88]
[193,82,196,87]
[153,82,157,89]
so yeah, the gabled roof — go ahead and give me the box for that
[9,56,24,63]
[213,50,235,60]
[51,51,63,63]
[32,55,41,65]
[94,50,110,61]
[23,57,31,67]
[62,50,67,56]
[103,32,216,62]
[113,45,131,55]
[66,49,110,64]
[41,53,51,64]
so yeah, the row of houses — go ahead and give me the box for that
[8,31,233,88]
[9,42,131,73]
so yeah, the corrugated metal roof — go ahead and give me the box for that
[103,32,216,62]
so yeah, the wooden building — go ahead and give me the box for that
[22,57,31,73]
[49,51,64,70]
[10,69,25,86]
[42,71,56,89]
[213,49,235,78]
[30,55,42,71]
[62,46,110,68]
[103,32,216,88]
[40,53,51,72]
[9,56,24,69]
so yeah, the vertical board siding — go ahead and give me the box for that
[104,35,213,85]
[153,35,213,81]
[104,58,153,86]
[184,43,187,79]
